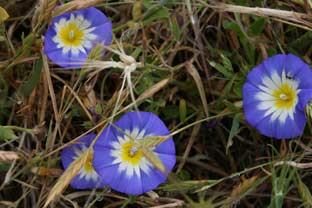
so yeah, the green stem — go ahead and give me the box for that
[5,126,34,134]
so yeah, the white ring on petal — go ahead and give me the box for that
[255,70,300,124]
[72,145,100,182]
[52,13,97,56]
[110,128,153,178]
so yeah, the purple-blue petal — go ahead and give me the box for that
[96,125,118,148]
[141,168,167,194]
[298,89,312,110]
[113,112,170,136]
[246,65,266,88]
[74,7,112,28]
[254,109,305,139]
[156,153,176,174]
[243,102,268,127]
[93,145,116,169]
[284,54,307,79]
[294,65,312,90]
[70,174,106,189]
[262,54,285,76]
[242,82,263,106]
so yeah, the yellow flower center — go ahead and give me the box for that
[84,151,94,172]
[59,23,84,46]
[121,142,143,165]
[273,84,296,109]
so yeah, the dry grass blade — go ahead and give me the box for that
[137,78,170,102]
[137,135,170,148]
[274,160,312,169]
[42,52,59,121]
[230,176,258,197]
[186,62,209,117]
[121,78,170,112]
[176,115,201,173]
[32,0,57,31]
[53,0,103,17]
[0,151,19,162]
[142,147,166,173]
[226,175,260,207]
[44,149,91,207]
[31,167,63,177]
[38,0,57,21]
[200,2,312,29]
[0,201,15,208]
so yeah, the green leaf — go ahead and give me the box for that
[143,6,169,25]
[179,99,187,122]
[297,176,312,207]
[95,104,102,115]
[248,18,266,36]
[223,20,245,40]
[209,61,233,78]
[162,105,180,119]
[18,58,43,96]
[226,113,240,154]
[0,163,11,171]
[0,126,18,140]
[220,54,233,72]
[170,16,181,41]
[289,31,312,53]
[0,6,9,21]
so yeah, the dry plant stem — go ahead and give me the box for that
[65,191,128,201]
[293,140,312,153]
[137,78,170,102]
[39,72,49,124]
[42,52,59,122]
[150,201,184,208]
[0,150,19,162]
[274,160,312,169]
[186,62,209,117]
[176,113,202,173]
[53,0,104,17]
[186,1,212,92]
[199,1,312,29]
[42,52,63,155]
[1,124,27,188]
[42,116,109,159]
[50,73,93,122]
[13,179,38,190]
[32,0,57,33]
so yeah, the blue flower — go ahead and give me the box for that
[44,7,112,68]
[61,133,106,189]
[93,112,176,195]
[243,54,312,139]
